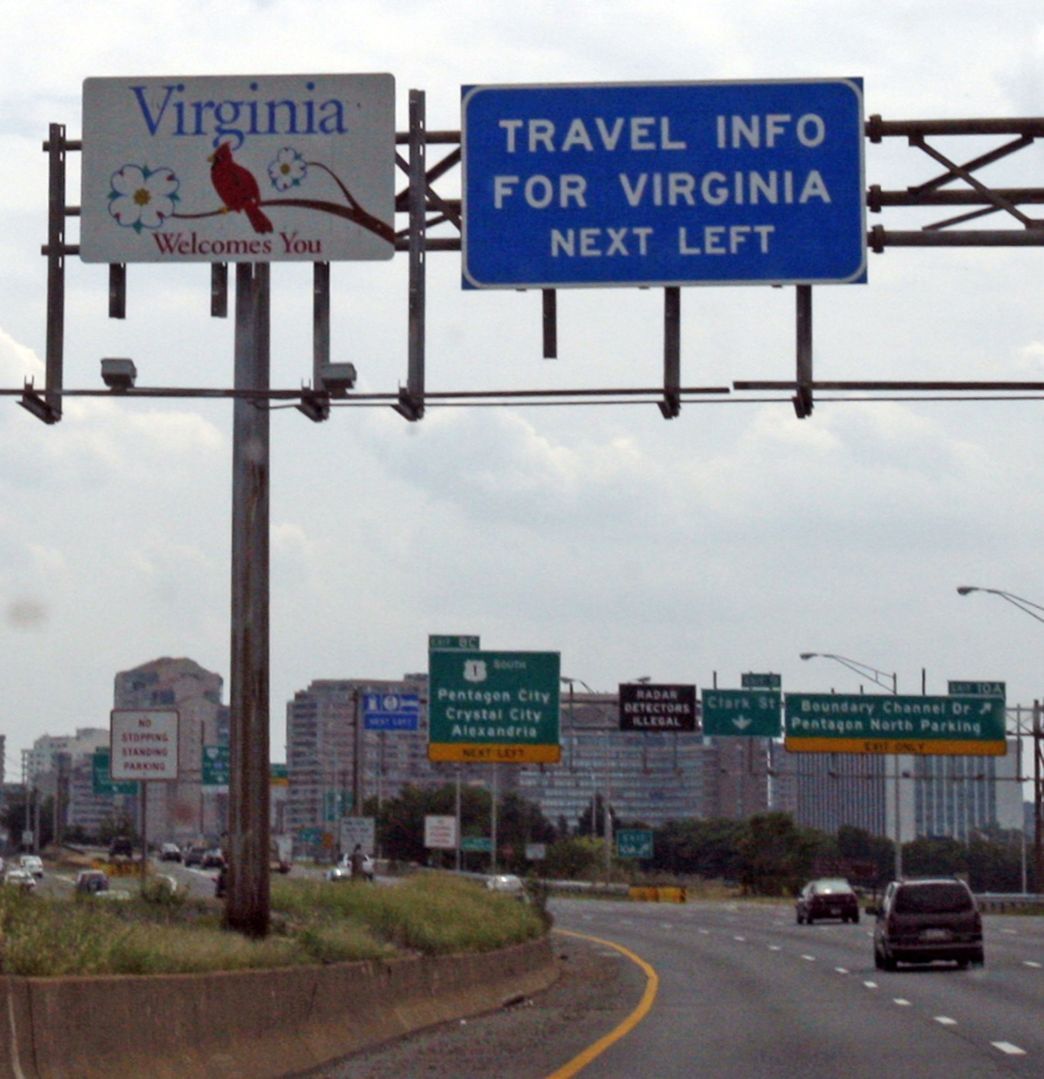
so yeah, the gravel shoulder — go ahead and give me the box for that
[306,928,646,1078]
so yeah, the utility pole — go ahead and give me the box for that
[225,263,271,938]
[1035,700,1042,893]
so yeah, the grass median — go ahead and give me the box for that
[0,874,546,977]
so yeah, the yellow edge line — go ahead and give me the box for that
[544,928,659,1079]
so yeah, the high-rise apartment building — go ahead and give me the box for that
[285,675,459,847]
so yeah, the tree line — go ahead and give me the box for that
[368,784,1034,896]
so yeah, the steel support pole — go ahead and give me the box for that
[226,263,271,938]
[490,763,498,874]
[353,689,363,817]
[1035,700,1042,893]
[454,765,462,872]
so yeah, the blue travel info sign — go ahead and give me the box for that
[462,79,865,289]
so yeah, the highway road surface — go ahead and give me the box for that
[322,897,1044,1079]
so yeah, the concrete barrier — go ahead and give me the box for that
[0,936,555,1078]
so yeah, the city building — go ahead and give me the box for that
[912,738,1023,840]
[772,746,888,835]
[774,730,1027,843]
[284,679,773,843]
[285,675,459,851]
[512,692,769,827]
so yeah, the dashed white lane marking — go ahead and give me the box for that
[834,967,849,974]
[934,1016,957,1027]
[991,1042,1026,1056]
[1023,960,1041,969]
[733,935,746,942]
[768,945,781,951]
[801,954,816,962]
[698,929,709,935]
[1000,928,1017,935]
[863,981,878,989]
[893,998,911,1006]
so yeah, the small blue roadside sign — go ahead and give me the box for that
[362,692,421,731]
[462,78,865,289]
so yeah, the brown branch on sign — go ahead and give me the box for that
[173,196,395,247]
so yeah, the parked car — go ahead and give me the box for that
[4,868,36,892]
[75,869,110,895]
[796,878,860,924]
[19,855,44,879]
[325,864,351,883]
[159,842,182,862]
[872,878,984,970]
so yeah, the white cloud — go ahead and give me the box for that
[3,2,1044,780]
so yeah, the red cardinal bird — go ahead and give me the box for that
[210,143,273,234]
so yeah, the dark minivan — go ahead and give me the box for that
[873,878,984,970]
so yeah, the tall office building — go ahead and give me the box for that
[285,675,460,848]
[516,691,768,827]
[913,738,1023,839]
[773,747,889,836]
[774,735,1024,843]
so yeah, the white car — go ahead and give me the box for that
[332,854,375,881]
[19,855,44,879]
[485,873,525,897]
[4,868,36,892]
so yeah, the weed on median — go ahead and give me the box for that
[0,873,545,977]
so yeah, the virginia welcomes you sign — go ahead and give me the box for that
[80,74,395,263]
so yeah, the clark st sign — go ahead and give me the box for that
[784,693,1006,756]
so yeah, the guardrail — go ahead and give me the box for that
[974,892,1044,913]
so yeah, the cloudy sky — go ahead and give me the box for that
[2,2,1043,793]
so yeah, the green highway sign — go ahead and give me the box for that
[461,836,493,852]
[202,744,229,788]
[92,749,137,796]
[616,829,654,859]
[429,634,481,652]
[785,693,1007,755]
[947,680,1005,700]
[428,649,561,763]
[701,689,782,737]
[741,672,782,690]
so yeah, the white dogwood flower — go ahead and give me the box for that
[108,164,179,231]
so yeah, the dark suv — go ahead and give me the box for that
[873,878,984,970]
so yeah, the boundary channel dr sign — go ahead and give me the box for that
[428,650,561,763]
[462,78,865,288]
[784,694,1006,756]
[81,74,395,263]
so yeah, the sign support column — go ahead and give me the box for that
[227,263,271,938]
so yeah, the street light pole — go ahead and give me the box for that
[800,652,904,880]
[957,586,1044,893]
